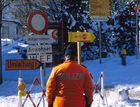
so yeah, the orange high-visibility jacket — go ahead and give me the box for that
[46,60,94,107]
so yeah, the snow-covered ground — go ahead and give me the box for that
[0,38,140,107]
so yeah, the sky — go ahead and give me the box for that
[0,38,140,107]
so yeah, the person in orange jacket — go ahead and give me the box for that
[46,43,94,107]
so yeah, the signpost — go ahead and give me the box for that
[68,32,96,42]
[68,32,96,64]
[27,11,64,107]
[90,0,111,63]
[5,59,40,70]
[139,21,140,56]
[0,0,2,84]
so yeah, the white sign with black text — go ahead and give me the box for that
[28,54,52,63]
[27,45,52,54]
[27,35,55,44]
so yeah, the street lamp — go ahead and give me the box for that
[0,0,3,84]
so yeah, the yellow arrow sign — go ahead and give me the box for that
[68,32,96,42]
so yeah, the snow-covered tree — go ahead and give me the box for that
[110,1,136,55]
[2,0,139,62]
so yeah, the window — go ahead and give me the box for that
[2,26,9,38]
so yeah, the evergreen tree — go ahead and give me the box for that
[112,2,136,55]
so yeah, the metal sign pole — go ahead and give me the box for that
[39,41,45,107]
[136,7,139,59]
[44,62,46,76]
[40,65,45,107]
[0,0,2,85]
[98,21,102,64]
[139,21,140,55]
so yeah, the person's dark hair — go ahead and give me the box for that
[64,43,77,60]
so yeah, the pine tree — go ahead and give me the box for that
[112,2,136,55]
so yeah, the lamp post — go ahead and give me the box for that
[136,0,139,59]
[0,0,3,84]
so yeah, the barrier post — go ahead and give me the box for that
[18,76,22,107]
[40,65,45,107]
[39,47,45,107]
[22,78,46,107]
[92,72,107,106]
[101,72,104,105]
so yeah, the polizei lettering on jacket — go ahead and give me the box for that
[57,72,85,80]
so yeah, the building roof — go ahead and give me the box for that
[2,18,21,24]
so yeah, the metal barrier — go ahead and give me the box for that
[22,78,46,107]
[92,72,108,105]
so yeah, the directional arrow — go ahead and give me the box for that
[68,32,96,42]
[5,59,41,70]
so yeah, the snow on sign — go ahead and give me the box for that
[27,45,52,54]
[27,10,48,35]
[5,59,40,70]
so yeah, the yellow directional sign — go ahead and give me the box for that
[68,32,96,42]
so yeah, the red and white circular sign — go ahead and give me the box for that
[27,10,48,35]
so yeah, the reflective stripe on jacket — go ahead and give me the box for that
[46,60,94,107]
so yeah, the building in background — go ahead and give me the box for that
[1,19,21,39]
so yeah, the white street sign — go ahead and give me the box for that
[28,54,52,63]
[40,54,52,63]
[27,45,52,54]
[27,35,55,44]
[28,54,40,61]
[91,16,109,21]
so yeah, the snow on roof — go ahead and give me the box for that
[2,18,21,24]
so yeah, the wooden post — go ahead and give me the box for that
[77,42,81,64]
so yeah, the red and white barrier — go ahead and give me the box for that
[92,72,106,105]
[21,72,106,106]
[22,78,46,107]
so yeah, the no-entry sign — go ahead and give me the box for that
[5,59,41,70]
[27,10,48,35]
